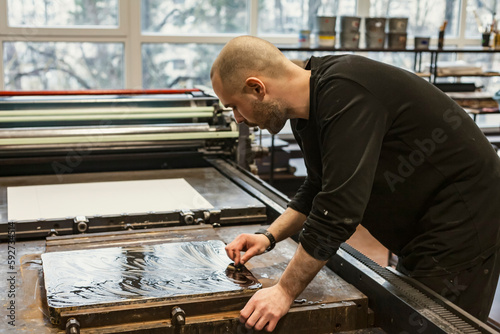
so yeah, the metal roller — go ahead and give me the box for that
[0,141,207,156]
[0,111,214,123]
[0,131,239,146]
[0,106,214,116]
[0,123,212,138]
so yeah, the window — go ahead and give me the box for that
[367,51,456,72]
[465,0,500,38]
[3,42,124,91]
[141,0,248,35]
[7,0,118,28]
[0,0,496,91]
[258,0,357,35]
[370,0,461,38]
[142,43,223,88]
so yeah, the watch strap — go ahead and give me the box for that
[255,229,276,252]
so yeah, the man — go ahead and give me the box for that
[210,36,500,332]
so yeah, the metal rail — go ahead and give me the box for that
[0,106,214,116]
[0,123,211,138]
[330,243,498,333]
[0,88,201,96]
[0,131,239,146]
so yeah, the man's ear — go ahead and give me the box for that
[244,77,266,98]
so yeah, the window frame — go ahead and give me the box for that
[0,0,487,91]
[0,0,128,36]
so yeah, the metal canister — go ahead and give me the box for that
[316,16,336,34]
[366,32,386,48]
[414,36,430,49]
[365,17,386,33]
[299,30,311,48]
[317,34,336,47]
[341,16,361,33]
[388,18,408,33]
[340,32,360,48]
[387,33,407,49]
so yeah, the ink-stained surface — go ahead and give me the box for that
[6,225,369,333]
[41,240,261,310]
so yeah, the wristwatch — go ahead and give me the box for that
[255,229,276,252]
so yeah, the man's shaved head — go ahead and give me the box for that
[210,36,310,135]
[211,36,288,94]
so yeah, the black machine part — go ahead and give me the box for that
[329,243,498,334]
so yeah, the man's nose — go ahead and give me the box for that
[232,110,245,124]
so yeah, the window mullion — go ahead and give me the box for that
[457,0,468,50]
[357,0,371,17]
[357,0,371,49]
[1,0,6,90]
[0,0,8,33]
[249,0,259,36]
[0,38,4,90]
[126,0,142,89]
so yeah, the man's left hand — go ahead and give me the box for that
[240,284,294,332]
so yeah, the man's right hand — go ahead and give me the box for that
[225,233,270,265]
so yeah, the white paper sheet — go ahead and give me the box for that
[7,178,213,221]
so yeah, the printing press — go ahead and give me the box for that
[0,89,497,333]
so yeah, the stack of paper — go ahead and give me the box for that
[425,60,484,76]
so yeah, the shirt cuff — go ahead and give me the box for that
[287,200,311,217]
[299,226,339,261]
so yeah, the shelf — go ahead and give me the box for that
[414,72,432,78]
[436,72,500,78]
[465,108,500,114]
[446,91,499,113]
[431,47,500,53]
[278,46,500,53]
[277,46,428,52]
[275,44,500,86]
[446,91,496,99]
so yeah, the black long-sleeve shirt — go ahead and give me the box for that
[289,55,500,277]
